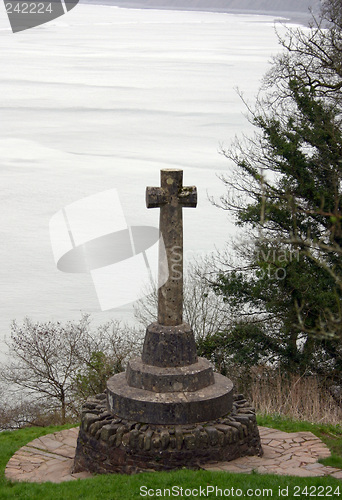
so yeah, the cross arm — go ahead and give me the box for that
[146,187,167,209]
[179,186,197,207]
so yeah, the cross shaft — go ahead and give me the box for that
[146,169,197,326]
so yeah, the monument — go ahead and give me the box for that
[74,169,262,474]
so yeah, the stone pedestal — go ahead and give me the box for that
[74,393,262,474]
[107,323,233,425]
[74,322,263,474]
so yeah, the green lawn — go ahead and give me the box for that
[0,418,341,500]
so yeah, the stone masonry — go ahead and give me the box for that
[74,393,261,474]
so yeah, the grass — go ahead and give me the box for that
[2,468,341,500]
[0,418,341,499]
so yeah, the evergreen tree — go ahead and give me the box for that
[212,0,342,381]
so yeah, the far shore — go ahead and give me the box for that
[81,0,315,26]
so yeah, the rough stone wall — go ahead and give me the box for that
[74,393,263,475]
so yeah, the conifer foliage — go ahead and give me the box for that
[212,0,342,380]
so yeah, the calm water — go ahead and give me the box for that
[0,5,295,354]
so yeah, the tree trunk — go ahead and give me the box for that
[60,390,66,425]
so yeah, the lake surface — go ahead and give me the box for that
[0,4,296,353]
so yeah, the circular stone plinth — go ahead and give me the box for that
[142,322,197,367]
[107,372,233,425]
[73,393,263,475]
[126,356,214,392]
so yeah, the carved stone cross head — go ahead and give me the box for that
[146,169,197,326]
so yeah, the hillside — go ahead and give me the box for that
[101,0,321,16]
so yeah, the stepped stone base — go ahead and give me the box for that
[73,393,263,475]
[107,370,233,425]
[126,356,214,392]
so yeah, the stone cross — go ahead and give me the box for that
[146,169,197,326]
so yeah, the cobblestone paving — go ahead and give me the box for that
[4,426,342,483]
[5,428,91,483]
[203,427,342,480]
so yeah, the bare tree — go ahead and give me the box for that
[0,315,143,425]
